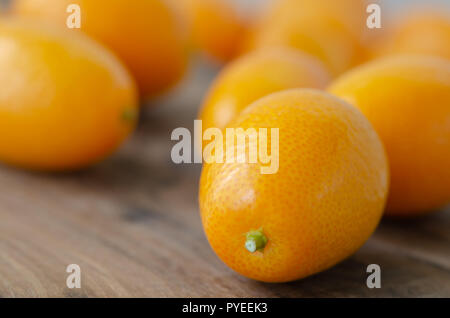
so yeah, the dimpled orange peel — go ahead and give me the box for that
[199,89,389,282]
[199,48,331,135]
[329,55,450,216]
[12,0,188,98]
[0,19,138,171]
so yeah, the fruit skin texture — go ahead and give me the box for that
[12,0,187,98]
[174,0,245,63]
[199,89,389,282]
[0,19,138,171]
[246,0,368,76]
[329,55,450,215]
[375,10,450,60]
[199,48,331,134]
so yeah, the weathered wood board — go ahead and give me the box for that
[0,44,448,298]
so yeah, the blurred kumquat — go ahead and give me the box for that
[199,47,331,136]
[13,0,188,98]
[329,55,450,216]
[0,19,138,170]
[374,9,450,60]
[174,0,246,63]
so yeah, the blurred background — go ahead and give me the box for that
[0,0,449,297]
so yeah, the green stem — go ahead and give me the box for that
[245,228,268,253]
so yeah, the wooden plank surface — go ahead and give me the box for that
[0,66,449,298]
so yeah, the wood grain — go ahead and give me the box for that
[0,66,449,298]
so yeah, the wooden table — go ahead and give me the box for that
[0,66,449,298]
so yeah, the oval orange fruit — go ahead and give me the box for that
[12,0,188,98]
[247,0,368,75]
[199,48,331,133]
[329,55,450,215]
[199,89,389,282]
[0,19,138,171]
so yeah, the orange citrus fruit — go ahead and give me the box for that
[246,0,368,75]
[199,89,389,282]
[329,55,450,215]
[174,0,245,63]
[12,0,188,98]
[263,0,369,40]
[199,48,331,134]
[375,9,450,60]
[0,19,138,171]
